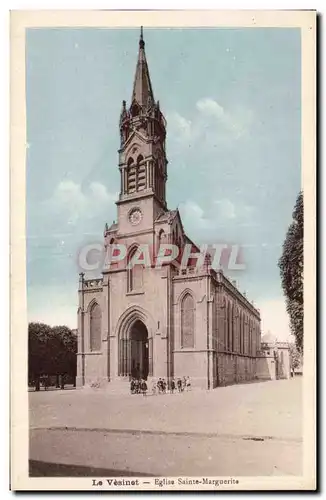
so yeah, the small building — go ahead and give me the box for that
[256,332,291,380]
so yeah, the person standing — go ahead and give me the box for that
[170,378,176,394]
[186,376,191,391]
[177,378,182,393]
[141,379,148,396]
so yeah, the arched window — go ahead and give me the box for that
[235,307,239,353]
[106,237,115,264]
[90,303,101,352]
[240,311,243,354]
[229,302,233,351]
[181,293,195,348]
[127,155,146,192]
[252,323,255,355]
[158,229,165,257]
[137,155,146,191]
[223,298,227,351]
[127,247,143,292]
[131,102,140,117]
[225,301,229,351]
[127,158,136,194]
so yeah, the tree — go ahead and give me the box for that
[278,192,304,353]
[28,322,77,390]
[51,326,77,386]
[28,322,52,390]
[289,342,302,372]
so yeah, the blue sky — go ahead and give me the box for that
[26,27,301,339]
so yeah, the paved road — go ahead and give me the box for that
[29,378,302,477]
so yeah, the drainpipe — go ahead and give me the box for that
[166,265,172,387]
[79,272,85,386]
[206,273,210,390]
[106,274,110,382]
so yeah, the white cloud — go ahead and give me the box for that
[47,180,117,226]
[179,200,213,231]
[168,98,253,148]
[213,199,236,220]
[168,112,192,142]
[179,197,254,236]
[196,98,225,119]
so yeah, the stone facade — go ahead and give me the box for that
[256,340,291,380]
[76,29,262,390]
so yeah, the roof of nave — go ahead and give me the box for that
[104,222,118,236]
[155,209,178,224]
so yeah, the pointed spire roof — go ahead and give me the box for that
[131,27,154,107]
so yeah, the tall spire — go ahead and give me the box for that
[131,27,154,107]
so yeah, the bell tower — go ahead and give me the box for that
[116,28,168,233]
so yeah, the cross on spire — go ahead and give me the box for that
[140,26,144,46]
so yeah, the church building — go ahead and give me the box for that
[76,29,262,390]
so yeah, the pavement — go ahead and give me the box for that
[29,377,302,477]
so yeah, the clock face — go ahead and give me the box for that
[129,208,142,226]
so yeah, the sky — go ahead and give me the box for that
[26,27,301,340]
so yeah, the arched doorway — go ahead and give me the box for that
[119,318,153,380]
[130,320,149,380]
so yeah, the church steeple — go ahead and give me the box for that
[131,27,154,108]
[117,28,168,218]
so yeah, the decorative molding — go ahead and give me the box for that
[173,349,215,354]
[77,351,103,356]
[126,291,145,297]
[83,278,103,289]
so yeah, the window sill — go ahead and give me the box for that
[126,291,145,296]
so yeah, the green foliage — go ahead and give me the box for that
[278,192,304,353]
[289,342,302,370]
[28,322,77,385]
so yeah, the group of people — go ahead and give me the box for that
[130,378,148,395]
[130,376,191,396]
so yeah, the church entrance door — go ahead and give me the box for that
[130,320,149,380]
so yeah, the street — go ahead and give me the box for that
[29,377,302,477]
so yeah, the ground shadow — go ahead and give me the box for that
[29,460,155,478]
